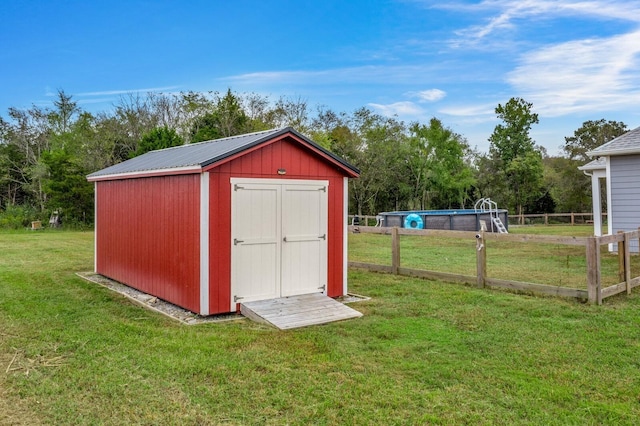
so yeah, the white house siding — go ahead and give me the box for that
[610,154,640,252]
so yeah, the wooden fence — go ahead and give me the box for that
[509,212,607,226]
[348,226,640,304]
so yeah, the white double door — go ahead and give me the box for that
[230,178,328,309]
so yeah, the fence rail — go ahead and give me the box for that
[348,225,640,304]
[509,212,607,226]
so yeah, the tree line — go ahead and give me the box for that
[0,89,628,228]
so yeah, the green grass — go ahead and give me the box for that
[509,225,594,236]
[2,229,640,424]
[349,225,640,289]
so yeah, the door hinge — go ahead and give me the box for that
[319,234,326,240]
[318,285,326,291]
[234,295,244,302]
[233,238,244,245]
[234,184,245,191]
[318,186,327,192]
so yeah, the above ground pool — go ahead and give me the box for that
[378,209,509,232]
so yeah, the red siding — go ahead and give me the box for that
[207,137,347,314]
[96,175,201,312]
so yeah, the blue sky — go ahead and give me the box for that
[2,0,640,154]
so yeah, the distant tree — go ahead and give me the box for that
[112,93,161,155]
[4,105,54,211]
[473,153,508,208]
[543,156,591,212]
[271,96,310,133]
[147,92,182,130]
[214,89,249,137]
[133,127,183,157]
[243,92,275,132]
[0,142,29,207]
[49,89,79,135]
[190,89,249,142]
[505,150,545,212]
[347,108,411,215]
[311,107,412,215]
[190,113,224,142]
[310,107,348,149]
[179,91,215,142]
[486,97,544,215]
[563,119,627,161]
[489,97,539,163]
[41,149,94,224]
[408,118,475,209]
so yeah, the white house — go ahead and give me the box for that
[579,126,640,252]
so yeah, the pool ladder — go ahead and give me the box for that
[474,198,508,234]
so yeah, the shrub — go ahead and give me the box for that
[0,205,40,229]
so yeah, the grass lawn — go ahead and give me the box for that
[2,229,640,424]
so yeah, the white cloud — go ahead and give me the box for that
[438,102,497,121]
[368,101,425,117]
[219,65,447,87]
[76,86,181,97]
[433,0,640,45]
[408,89,447,102]
[420,0,640,118]
[507,30,640,115]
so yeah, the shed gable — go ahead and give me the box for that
[209,136,348,178]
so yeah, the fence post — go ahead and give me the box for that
[571,213,575,226]
[625,232,632,295]
[476,231,486,288]
[586,236,601,305]
[391,226,400,275]
[544,214,549,225]
[617,231,625,284]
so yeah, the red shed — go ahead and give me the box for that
[87,128,359,315]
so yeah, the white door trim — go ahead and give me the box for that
[231,178,329,187]
[343,177,349,296]
[94,182,98,273]
[199,172,210,315]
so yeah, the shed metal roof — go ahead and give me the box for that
[586,126,640,157]
[88,127,359,180]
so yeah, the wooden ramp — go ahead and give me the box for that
[240,293,363,330]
